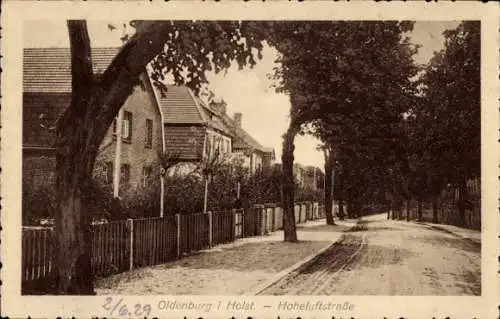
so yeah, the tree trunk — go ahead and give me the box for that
[55,145,96,294]
[417,199,422,221]
[337,171,345,220]
[338,199,345,220]
[406,199,410,221]
[432,195,438,223]
[281,125,299,242]
[323,149,335,225]
[53,20,176,294]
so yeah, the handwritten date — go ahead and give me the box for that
[102,297,152,317]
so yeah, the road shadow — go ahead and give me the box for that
[296,223,353,233]
[150,240,333,273]
[418,234,480,254]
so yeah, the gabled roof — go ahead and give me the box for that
[218,112,274,155]
[155,85,206,124]
[23,47,119,93]
[156,85,233,136]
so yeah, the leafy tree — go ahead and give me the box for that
[266,21,417,240]
[53,20,422,293]
[285,21,419,222]
[56,20,267,294]
[416,21,480,225]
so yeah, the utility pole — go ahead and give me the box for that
[113,28,129,199]
[313,167,317,190]
[113,109,124,198]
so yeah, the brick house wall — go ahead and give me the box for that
[23,73,163,194]
[163,125,206,161]
[94,73,163,193]
[22,151,56,188]
[22,93,67,189]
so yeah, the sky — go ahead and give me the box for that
[24,20,461,169]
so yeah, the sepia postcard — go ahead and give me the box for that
[1,1,499,318]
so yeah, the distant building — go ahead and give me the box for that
[303,165,323,190]
[226,111,275,174]
[154,85,234,175]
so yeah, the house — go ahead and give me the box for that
[155,87,274,175]
[225,110,275,174]
[154,85,234,175]
[293,163,306,188]
[23,46,275,220]
[303,166,323,190]
[23,47,163,199]
[207,99,275,174]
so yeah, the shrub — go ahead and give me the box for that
[22,181,57,225]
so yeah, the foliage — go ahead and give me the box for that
[22,181,57,225]
[268,22,420,216]
[53,20,273,293]
[417,21,481,187]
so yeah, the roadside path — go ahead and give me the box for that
[95,219,356,295]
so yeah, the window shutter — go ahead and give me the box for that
[122,111,132,142]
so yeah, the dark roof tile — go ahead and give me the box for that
[24,47,119,93]
[155,85,205,124]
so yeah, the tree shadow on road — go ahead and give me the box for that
[153,240,333,273]
[418,234,480,254]
[296,224,353,233]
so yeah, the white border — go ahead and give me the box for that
[2,2,499,318]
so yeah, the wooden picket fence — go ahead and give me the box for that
[211,210,234,246]
[22,227,56,293]
[22,201,321,294]
[91,220,129,276]
[133,216,177,268]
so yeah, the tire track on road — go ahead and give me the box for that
[262,232,366,295]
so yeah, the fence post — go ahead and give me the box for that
[254,205,263,236]
[175,214,181,258]
[271,205,276,231]
[232,209,237,241]
[241,208,245,237]
[207,211,213,248]
[304,202,308,221]
[127,218,134,271]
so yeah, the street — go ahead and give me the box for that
[262,214,481,295]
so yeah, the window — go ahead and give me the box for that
[120,164,130,186]
[122,111,132,142]
[145,119,153,148]
[211,135,217,156]
[112,112,132,143]
[105,162,113,184]
[142,166,152,187]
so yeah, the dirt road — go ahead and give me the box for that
[262,214,481,295]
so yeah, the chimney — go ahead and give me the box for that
[219,100,227,115]
[233,112,242,128]
[209,99,227,115]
